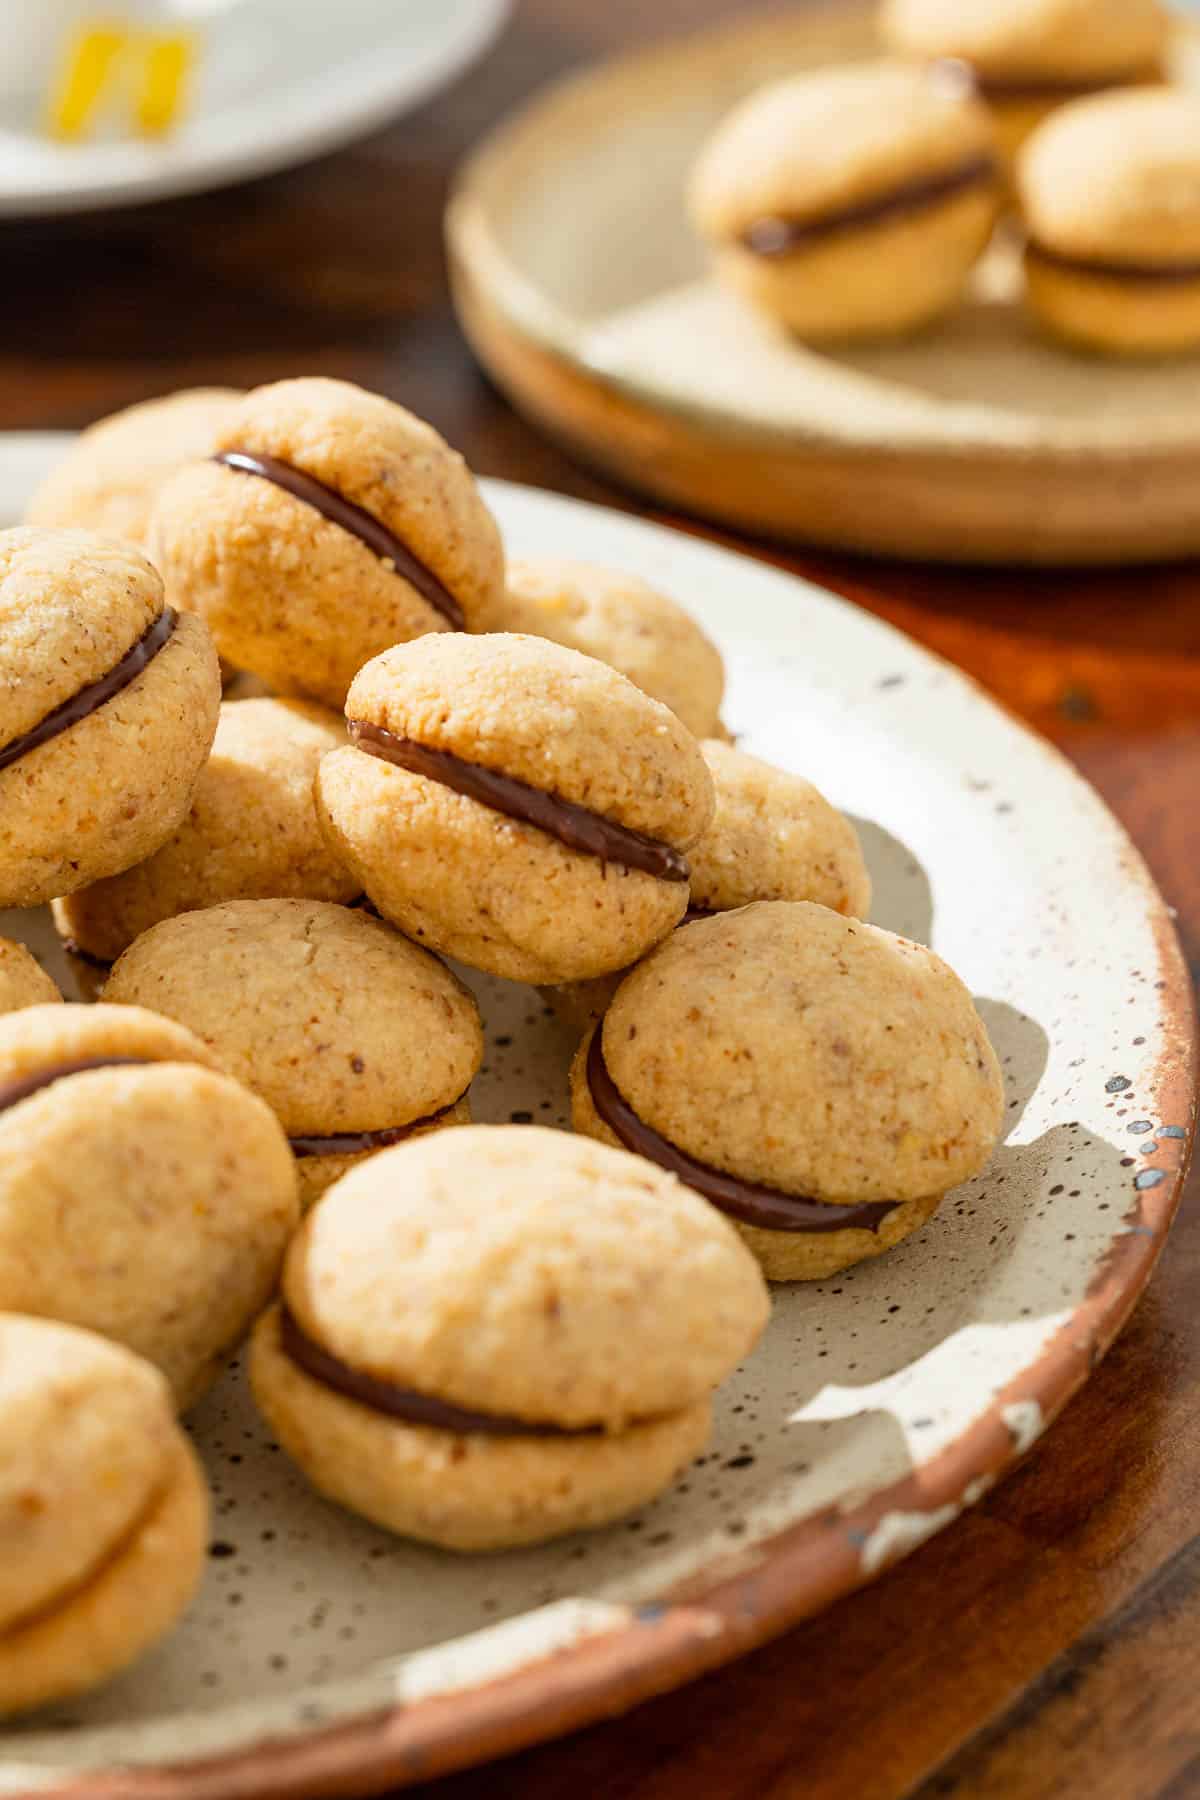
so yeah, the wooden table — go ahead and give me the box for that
[6,4,1198,1794]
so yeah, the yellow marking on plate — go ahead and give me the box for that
[134,30,195,137]
[47,24,127,140]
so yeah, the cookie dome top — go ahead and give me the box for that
[0,1316,175,1633]
[689,60,995,243]
[0,529,167,747]
[283,1124,768,1429]
[599,902,1003,1204]
[691,741,870,917]
[0,940,60,1014]
[881,0,1167,81]
[0,1000,215,1087]
[500,557,726,740]
[347,633,714,850]
[106,900,483,1135]
[1019,89,1200,261]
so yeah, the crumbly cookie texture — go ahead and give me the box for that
[498,557,726,739]
[23,388,240,551]
[551,740,871,1031]
[570,901,1003,1279]
[688,61,999,338]
[316,635,715,984]
[0,1003,298,1409]
[54,697,357,963]
[880,0,1167,81]
[0,1316,208,1717]
[0,937,60,1012]
[251,1125,767,1549]
[0,529,221,909]
[150,377,506,707]
[106,899,483,1204]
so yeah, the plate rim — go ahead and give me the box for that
[0,0,510,218]
[2,457,1194,1796]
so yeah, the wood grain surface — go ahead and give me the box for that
[4,4,1198,1794]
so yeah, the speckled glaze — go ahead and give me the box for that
[0,440,1193,1798]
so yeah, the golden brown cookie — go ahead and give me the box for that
[251,1124,769,1549]
[106,899,483,1209]
[0,937,60,1013]
[571,902,1003,1281]
[315,633,715,984]
[53,696,357,965]
[689,60,1001,339]
[150,377,506,708]
[0,1316,208,1718]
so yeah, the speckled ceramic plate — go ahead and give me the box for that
[447,4,1200,565]
[0,433,1193,1797]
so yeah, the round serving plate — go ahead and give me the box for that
[447,2,1200,566]
[0,433,1194,1796]
[0,0,509,217]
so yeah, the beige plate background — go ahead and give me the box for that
[0,438,1194,1797]
[448,2,1200,565]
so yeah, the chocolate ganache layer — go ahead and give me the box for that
[0,1056,156,1116]
[287,1091,466,1159]
[740,153,997,258]
[586,1030,898,1235]
[279,1306,601,1438]
[349,719,691,883]
[967,63,1162,101]
[214,451,465,630]
[0,608,177,778]
[1026,239,1200,284]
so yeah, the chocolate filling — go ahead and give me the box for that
[683,903,718,923]
[586,1030,898,1235]
[740,153,997,258]
[0,608,177,778]
[967,63,1161,101]
[0,1055,154,1116]
[1026,238,1200,285]
[349,719,690,883]
[60,939,114,972]
[214,451,465,631]
[288,1092,466,1159]
[279,1306,599,1438]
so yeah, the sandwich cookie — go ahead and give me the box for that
[314,633,715,984]
[881,0,1168,161]
[571,902,1004,1280]
[105,900,483,1209]
[53,697,358,967]
[250,1124,769,1550]
[552,739,872,1030]
[1019,88,1200,354]
[688,60,1001,339]
[498,557,727,739]
[150,377,506,708]
[0,1317,207,1717]
[23,388,240,552]
[0,938,61,1013]
[0,1004,298,1408]
[0,529,220,909]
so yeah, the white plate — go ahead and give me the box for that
[0,0,509,217]
[0,434,1193,1796]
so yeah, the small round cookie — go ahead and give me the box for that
[688,60,1001,340]
[553,740,871,1030]
[24,389,239,551]
[881,0,1168,161]
[0,1003,298,1408]
[149,377,506,708]
[0,1316,208,1717]
[1019,89,1200,354]
[106,900,484,1209]
[0,938,60,1013]
[498,558,726,739]
[0,529,221,909]
[251,1124,769,1550]
[315,634,715,984]
[571,902,1003,1282]
[53,697,357,966]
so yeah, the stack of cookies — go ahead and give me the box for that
[0,374,1002,1713]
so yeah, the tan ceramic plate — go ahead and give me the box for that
[0,436,1195,1796]
[448,3,1200,565]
